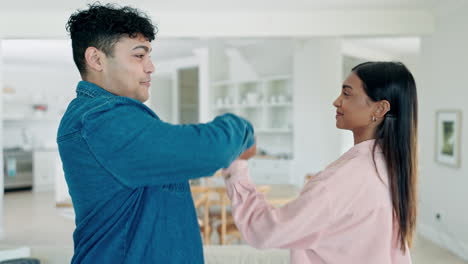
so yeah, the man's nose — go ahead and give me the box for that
[145,60,155,74]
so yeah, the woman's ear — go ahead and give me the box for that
[374,100,391,118]
[84,47,104,72]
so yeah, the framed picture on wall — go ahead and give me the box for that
[435,110,462,167]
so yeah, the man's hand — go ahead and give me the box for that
[224,138,257,180]
[239,143,257,160]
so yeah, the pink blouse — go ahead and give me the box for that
[224,139,412,264]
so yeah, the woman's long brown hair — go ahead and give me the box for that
[353,61,418,252]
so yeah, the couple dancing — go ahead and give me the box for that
[58,3,417,264]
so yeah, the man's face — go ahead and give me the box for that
[101,34,154,102]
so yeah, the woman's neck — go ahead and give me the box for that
[353,128,376,145]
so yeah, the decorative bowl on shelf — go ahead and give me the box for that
[246,92,260,104]
[216,98,224,107]
[277,95,286,103]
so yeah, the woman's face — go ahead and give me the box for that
[333,72,376,131]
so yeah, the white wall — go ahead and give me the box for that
[0,40,4,238]
[0,10,434,38]
[235,39,293,77]
[292,38,343,185]
[2,63,79,149]
[418,3,468,260]
[3,63,81,99]
[150,77,173,122]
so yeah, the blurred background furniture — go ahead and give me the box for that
[191,186,212,244]
[191,171,300,245]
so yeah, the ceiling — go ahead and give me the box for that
[0,0,436,64]
[1,36,420,67]
[344,37,421,55]
[0,0,443,13]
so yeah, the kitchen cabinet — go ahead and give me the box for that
[213,75,292,132]
[212,75,293,159]
[248,158,292,184]
[33,149,59,192]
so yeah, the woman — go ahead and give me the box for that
[224,61,418,263]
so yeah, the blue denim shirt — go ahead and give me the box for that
[57,81,254,263]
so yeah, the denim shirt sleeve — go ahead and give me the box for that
[81,98,254,188]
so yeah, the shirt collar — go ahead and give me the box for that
[76,81,116,98]
[343,139,383,157]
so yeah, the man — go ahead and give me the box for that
[58,4,254,263]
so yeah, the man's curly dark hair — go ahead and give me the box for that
[66,3,157,76]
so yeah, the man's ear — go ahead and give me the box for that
[374,100,391,118]
[84,47,104,72]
